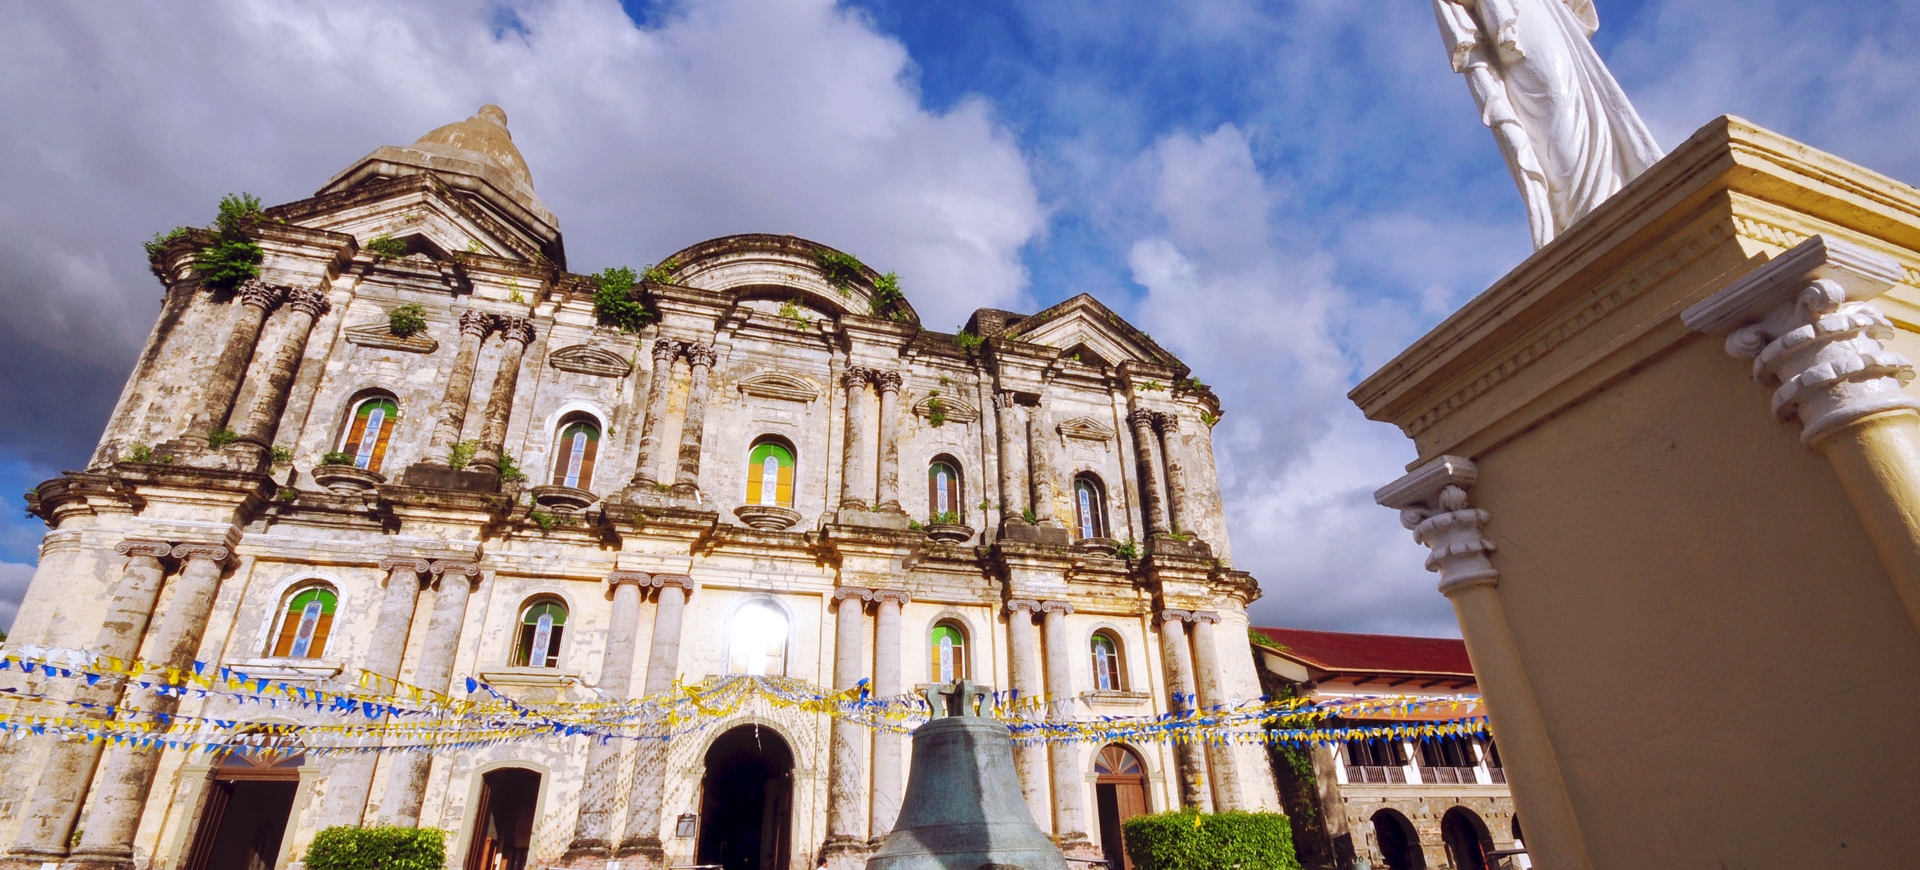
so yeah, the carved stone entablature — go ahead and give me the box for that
[1682,235,1918,445]
[914,395,979,424]
[737,373,820,403]
[1375,454,1498,597]
[345,323,439,354]
[548,344,634,378]
[1056,416,1115,442]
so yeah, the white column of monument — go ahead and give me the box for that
[186,280,281,442]
[426,310,495,461]
[868,588,909,839]
[874,370,903,511]
[821,587,872,865]
[1004,599,1053,833]
[1040,600,1092,851]
[618,576,692,861]
[627,339,679,488]
[315,557,432,829]
[839,368,874,508]
[380,560,484,826]
[231,286,330,461]
[469,316,535,470]
[558,571,647,858]
[1157,610,1212,810]
[994,392,1029,521]
[1189,611,1243,810]
[671,343,717,495]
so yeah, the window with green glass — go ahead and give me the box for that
[930,622,968,683]
[745,439,796,507]
[271,586,338,658]
[514,600,568,668]
[341,396,399,472]
[551,417,601,489]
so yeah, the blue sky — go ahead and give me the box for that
[2,0,1917,635]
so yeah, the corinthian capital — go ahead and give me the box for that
[283,287,332,318]
[495,316,537,347]
[873,370,903,393]
[239,280,285,310]
[1152,411,1179,432]
[682,343,717,368]
[1126,408,1156,431]
[843,366,874,390]
[1375,455,1497,596]
[458,309,494,338]
[651,338,681,362]
[1683,235,1918,445]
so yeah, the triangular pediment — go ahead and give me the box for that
[1005,294,1183,371]
[1056,416,1115,442]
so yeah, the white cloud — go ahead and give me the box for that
[0,562,32,635]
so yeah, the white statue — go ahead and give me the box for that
[1432,0,1664,248]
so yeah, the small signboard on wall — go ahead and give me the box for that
[675,813,698,839]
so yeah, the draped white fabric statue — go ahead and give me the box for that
[1432,0,1664,248]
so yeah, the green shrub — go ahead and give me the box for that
[497,452,527,483]
[192,193,265,293]
[930,510,960,525]
[270,445,294,464]
[206,428,239,449]
[144,226,190,257]
[304,825,445,870]
[320,451,354,466]
[388,302,428,337]
[448,440,479,469]
[814,248,864,295]
[365,233,407,258]
[869,270,905,316]
[1122,809,1300,870]
[592,266,653,333]
[642,257,680,285]
[955,330,985,354]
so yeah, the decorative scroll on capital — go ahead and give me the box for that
[682,342,718,368]
[429,559,483,588]
[1157,609,1194,625]
[1374,455,1498,597]
[651,338,681,363]
[606,569,652,590]
[238,280,286,310]
[377,557,433,576]
[833,586,875,606]
[1189,610,1221,624]
[1037,600,1073,616]
[458,309,494,338]
[1683,235,1919,445]
[169,543,233,566]
[283,287,332,318]
[870,588,911,606]
[873,370,903,394]
[114,539,172,560]
[495,316,537,347]
[1004,598,1041,616]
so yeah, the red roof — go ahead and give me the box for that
[1249,626,1473,677]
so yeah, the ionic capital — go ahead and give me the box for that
[1003,598,1041,616]
[429,559,483,587]
[682,342,718,368]
[833,586,875,606]
[238,280,286,310]
[283,287,332,318]
[114,539,172,560]
[1157,609,1194,625]
[870,588,911,606]
[1374,455,1498,597]
[873,370,903,393]
[458,309,494,338]
[993,390,1018,411]
[378,557,433,576]
[169,544,233,566]
[1189,610,1221,624]
[1683,234,1918,445]
[651,338,681,363]
[495,316,537,347]
[607,569,652,590]
[1037,600,1073,616]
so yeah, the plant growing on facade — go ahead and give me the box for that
[814,248,864,296]
[276,486,299,502]
[192,193,265,293]
[387,303,427,337]
[1199,410,1220,427]
[925,395,946,427]
[907,519,923,531]
[642,257,680,285]
[1021,506,1039,524]
[1136,379,1166,392]
[931,510,960,525]
[1113,539,1140,559]
[125,444,154,463]
[869,271,905,317]
[321,451,354,466]
[270,446,294,464]
[778,297,813,328]
[206,428,239,449]
[955,330,985,355]
[496,452,527,483]
[144,226,190,257]
[529,508,556,532]
[448,440,479,469]
[592,266,653,333]
[365,233,407,258]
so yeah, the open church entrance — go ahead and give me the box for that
[181,740,304,870]
[465,767,541,870]
[697,725,794,870]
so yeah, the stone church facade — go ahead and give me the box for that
[0,107,1279,870]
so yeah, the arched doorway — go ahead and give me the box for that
[1371,808,1426,870]
[181,736,304,870]
[1442,806,1495,870]
[697,725,794,870]
[465,767,542,870]
[1093,744,1149,870]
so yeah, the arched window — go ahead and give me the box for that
[269,585,338,658]
[1073,474,1108,539]
[745,438,796,507]
[1091,632,1126,691]
[929,621,968,683]
[550,415,602,489]
[927,458,962,522]
[339,394,399,472]
[513,599,567,668]
[728,601,789,676]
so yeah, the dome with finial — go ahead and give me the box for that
[318,104,557,238]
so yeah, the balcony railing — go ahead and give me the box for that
[1346,764,1406,784]
[1423,765,1477,785]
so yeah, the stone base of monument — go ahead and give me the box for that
[867,681,1068,870]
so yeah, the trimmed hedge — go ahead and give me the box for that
[1122,808,1301,870]
[304,825,446,870]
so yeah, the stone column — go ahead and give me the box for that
[839,367,874,509]
[7,541,172,864]
[1128,409,1169,535]
[1039,601,1092,851]
[378,559,482,826]
[1027,401,1060,525]
[1188,612,1244,810]
[69,544,232,867]
[316,557,430,830]
[821,587,872,867]
[1684,234,1920,635]
[470,316,536,470]
[1157,610,1211,810]
[1376,455,1590,870]
[1154,412,1190,534]
[563,571,649,861]
[628,339,680,488]
[427,310,496,459]
[618,576,694,864]
[1004,599,1051,832]
[868,589,910,840]
[186,280,282,439]
[672,343,717,497]
[875,371,903,511]
[995,392,1029,521]
[233,287,331,458]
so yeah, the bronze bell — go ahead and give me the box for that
[867,680,1069,870]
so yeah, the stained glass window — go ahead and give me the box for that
[514,600,567,668]
[341,396,399,473]
[270,586,337,658]
[1074,475,1108,539]
[728,601,789,676]
[1091,632,1124,691]
[745,439,796,507]
[928,459,961,522]
[551,418,601,489]
[930,623,968,683]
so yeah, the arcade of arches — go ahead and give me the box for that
[1366,805,1514,870]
